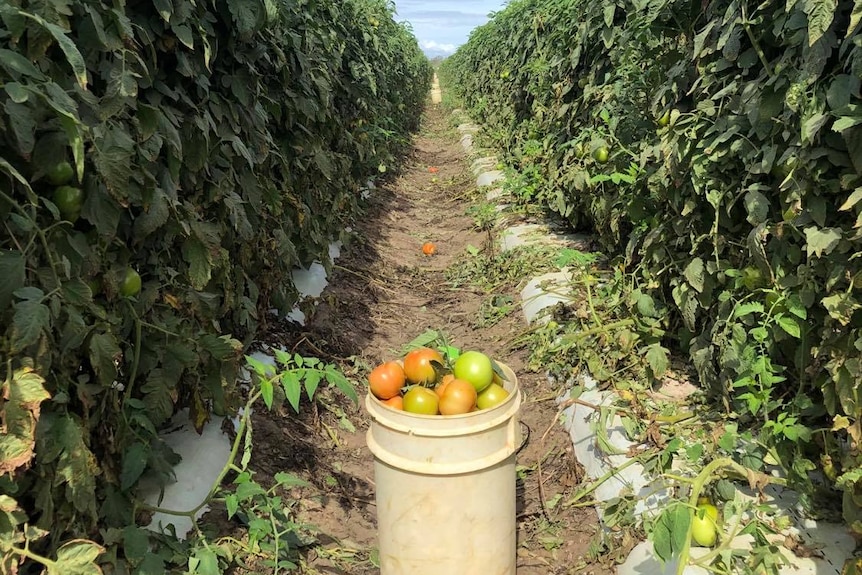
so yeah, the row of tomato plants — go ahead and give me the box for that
[0,0,431,571]
[440,0,862,551]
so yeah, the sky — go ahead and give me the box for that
[392,1,509,58]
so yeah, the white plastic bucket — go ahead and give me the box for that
[365,363,523,575]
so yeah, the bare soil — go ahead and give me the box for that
[226,102,615,575]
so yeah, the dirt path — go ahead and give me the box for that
[239,102,613,574]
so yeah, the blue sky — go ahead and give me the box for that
[393,1,509,57]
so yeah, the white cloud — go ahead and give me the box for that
[420,39,457,55]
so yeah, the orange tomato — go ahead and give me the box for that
[439,378,478,415]
[435,374,455,398]
[422,242,436,256]
[403,347,444,385]
[382,395,404,410]
[368,361,405,400]
[428,166,439,173]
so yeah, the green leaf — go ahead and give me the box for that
[304,370,322,401]
[803,0,837,45]
[199,334,241,361]
[0,48,46,79]
[840,187,862,211]
[120,442,149,491]
[188,547,220,575]
[0,367,49,475]
[260,378,274,409]
[744,190,769,225]
[822,293,861,325]
[805,227,842,257]
[244,355,275,378]
[775,315,801,338]
[12,299,50,351]
[0,156,36,200]
[52,540,105,575]
[122,526,149,562]
[634,290,659,318]
[827,75,860,111]
[235,480,266,504]
[133,188,170,238]
[17,11,88,88]
[41,415,99,519]
[274,472,311,488]
[172,24,194,49]
[848,0,862,37]
[226,0,262,38]
[88,331,120,387]
[326,367,358,404]
[833,116,862,133]
[0,251,26,311]
[153,0,172,22]
[81,182,121,236]
[183,237,211,291]
[645,344,669,378]
[5,100,36,155]
[225,494,239,519]
[734,302,765,319]
[93,129,134,197]
[282,371,301,413]
[62,278,93,306]
[683,257,705,293]
[653,503,691,562]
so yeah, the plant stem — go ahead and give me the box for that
[137,389,262,518]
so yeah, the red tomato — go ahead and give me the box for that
[403,347,444,385]
[369,361,405,400]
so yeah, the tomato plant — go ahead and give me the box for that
[369,361,406,400]
[453,351,493,392]
[403,347,444,385]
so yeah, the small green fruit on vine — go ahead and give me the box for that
[657,110,671,127]
[119,268,142,297]
[593,146,610,163]
[691,501,719,547]
[46,161,74,186]
[53,185,84,222]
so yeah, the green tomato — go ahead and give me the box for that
[453,351,494,393]
[46,161,74,186]
[53,185,84,221]
[657,110,671,127]
[119,268,141,297]
[691,503,719,547]
[402,386,439,415]
[593,146,610,164]
[476,382,509,410]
